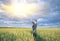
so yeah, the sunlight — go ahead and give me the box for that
[2,0,45,18]
[3,0,38,18]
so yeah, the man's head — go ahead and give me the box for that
[33,20,37,24]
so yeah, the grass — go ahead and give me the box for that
[0,28,60,41]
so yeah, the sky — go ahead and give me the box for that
[0,0,60,28]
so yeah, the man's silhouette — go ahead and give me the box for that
[32,20,37,37]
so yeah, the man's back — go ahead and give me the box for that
[32,20,37,29]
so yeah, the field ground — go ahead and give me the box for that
[0,28,60,41]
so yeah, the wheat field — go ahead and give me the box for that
[0,28,60,41]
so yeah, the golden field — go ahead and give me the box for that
[0,28,60,41]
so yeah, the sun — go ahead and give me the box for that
[3,0,38,18]
[11,3,37,18]
[1,0,46,19]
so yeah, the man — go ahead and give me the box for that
[32,20,37,37]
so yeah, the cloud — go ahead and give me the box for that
[0,0,60,27]
[0,0,48,19]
